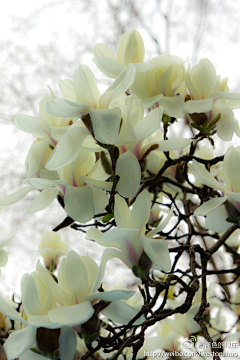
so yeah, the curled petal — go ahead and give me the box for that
[43,98,90,118]
[0,293,28,326]
[0,186,33,206]
[99,65,136,109]
[46,126,90,170]
[194,197,227,216]
[27,188,59,214]
[4,326,36,360]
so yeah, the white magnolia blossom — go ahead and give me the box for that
[93,29,150,79]
[87,191,173,288]
[39,231,68,270]
[194,146,240,233]
[0,151,110,223]
[14,93,77,178]
[186,58,240,140]
[43,64,136,170]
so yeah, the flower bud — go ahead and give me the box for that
[36,327,61,353]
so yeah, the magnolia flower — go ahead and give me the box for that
[0,233,14,276]
[36,251,139,328]
[43,64,136,170]
[186,58,240,140]
[0,269,65,360]
[14,92,77,178]
[193,146,240,233]
[87,191,173,288]
[118,94,192,161]
[39,231,68,270]
[0,151,110,223]
[93,29,150,79]
[129,54,188,118]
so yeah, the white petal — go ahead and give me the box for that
[4,326,36,360]
[75,65,100,108]
[102,300,144,325]
[157,96,185,118]
[158,138,192,151]
[135,106,163,141]
[130,191,151,230]
[50,125,70,142]
[0,186,33,206]
[26,140,50,177]
[46,127,90,170]
[59,327,77,360]
[0,293,28,325]
[89,107,121,144]
[194,197,227,216]
[93,55,125,79]
[91,248,131,293]
[94,43,116,60]
[205,206,231,233]
[84,289,134,303]
[129,72,151,100]
[141,94,164,108]
[184,98,214,114]
[86,228,102,241]
[116,150,141,198]
[210,91,240,102]
[58,250,89,303]
[27,188,59,213]
[141,236,171,272]
[21,274,43,317]
[114,194,130,228]
[14,114,50,139]
[82,176,113,191]
[215,105,234,141]
[147,206,174,238]
[223,146,240,192]
[64,185,94,223]
[44,98,90,118]
[99,65,136,109]
[27,315,59,329]
[192,159,226,192]
[19,349,47,360]
[48,302,94,326]
[58,79,76,101]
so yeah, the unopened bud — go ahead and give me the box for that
[188,112,208,125]
[36,327,60,353]
[225,201,240,224]
[100,151,113,175]
[81,113,94,137]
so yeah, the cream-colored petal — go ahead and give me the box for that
[89,107,121,145]
[75,65,100,108]
[99,65,136,109]
[27,188,58,214]
[116,150,141,199]
[4,326,36,360]
[64,185,94,223]
[48,302,94,326]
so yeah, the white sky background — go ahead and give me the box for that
[0,0,240,299]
